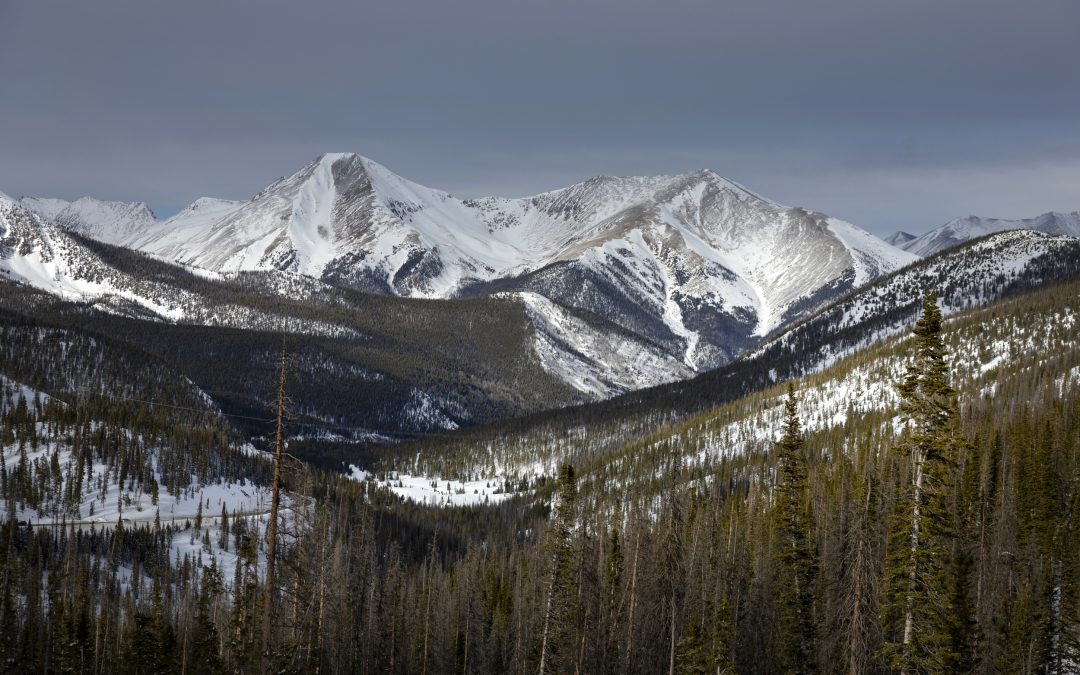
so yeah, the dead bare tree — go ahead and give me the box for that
[262,334,289,669]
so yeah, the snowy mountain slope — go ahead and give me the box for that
[384,270,1080,491]
[898,210,1080,256]
[745,229,1080,382]
[1,193,184,316]
[381,228,1080,482]
[17,196,70,222]
[119,153,917,370]
[518,291,693,397]
[0,195,374,336]
[21,195,158,245]
[123,196,245,260]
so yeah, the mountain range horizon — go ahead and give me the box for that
[15,151,1080,242]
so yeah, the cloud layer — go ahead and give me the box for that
[1,0,1077,234]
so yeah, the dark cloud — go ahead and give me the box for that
[0,0,1077,232]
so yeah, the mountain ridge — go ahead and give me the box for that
[893,210,1080,256]
[20,195,158,245]
[103,152,915,370]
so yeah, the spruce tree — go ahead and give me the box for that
[881,291,961,673]
[538,464,579,675]
[773,383,818,674]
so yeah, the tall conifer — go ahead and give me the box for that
[773,383,818,673]
[881,291,960,673]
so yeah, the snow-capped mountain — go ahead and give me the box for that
[2,193,136,301]
[20,195,158,245]
[884,230,917,247]
[895,211,1080,257]
[109,152,917,370]
[0,192,686,400]
[1,193,347,327]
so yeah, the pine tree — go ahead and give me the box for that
[674,618,713,675]
[1054,487,1080,671]
[772,383,819,673]
[538,464,578,675]
[881,291,961,673]
[192,562,224,674]
[603,521,623,668]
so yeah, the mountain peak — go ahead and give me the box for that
[73,196,157,220]
[884,230,917,247]
[309,152,369,174]
[310,152,386,175]
[184,197,244,212]
[17,195,158,246]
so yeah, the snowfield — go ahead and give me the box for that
[349,466,518,507]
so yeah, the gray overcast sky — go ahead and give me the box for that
[1,0,1078,235]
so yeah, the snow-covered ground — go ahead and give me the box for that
[349,466,519,507]
[1,374,51,412]
[1,436,274,526]
[0,374,277,528]
[673,300,1080,473]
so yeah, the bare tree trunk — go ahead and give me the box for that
[262,335,288,669]
[848,538,867,675]
[624,532,641,673]
[575,613,588,675]
[422,560,433,675]
[669,595,677,675]
[94,602,103,675]
[463,609,471,675]
[538,566,556,675]
[902,450,926,655]
[311,524,328,673]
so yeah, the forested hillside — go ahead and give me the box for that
[3,275,1079,673]
[372,231,1080,483]
[0,252,580,445]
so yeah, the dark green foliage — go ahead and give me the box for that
[880,292,961,673]
[772,384,818,673]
